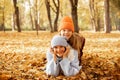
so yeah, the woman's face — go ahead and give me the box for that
[60,29,73,40]
[53,46,66,57]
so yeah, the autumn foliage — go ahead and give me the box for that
[0,31,120,80]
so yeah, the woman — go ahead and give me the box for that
[58,16,85,65]
[45,35,82,77]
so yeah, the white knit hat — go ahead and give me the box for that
[51,35,68,48]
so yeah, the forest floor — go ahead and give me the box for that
[0,31,120,80]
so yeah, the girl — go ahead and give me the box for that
[45,35,82,77]
[58,16,85,65]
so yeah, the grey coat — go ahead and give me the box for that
[45,46,82,77]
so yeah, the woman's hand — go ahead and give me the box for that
[63,46,70,58]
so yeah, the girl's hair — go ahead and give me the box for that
[68,33,82,52]
[68,33,85,64]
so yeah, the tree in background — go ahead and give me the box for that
[34,0,42,35]
[0,0,5,32]
[104,0,110,33]
[89,0,102,32]
[0,0,120,32]
[69,0,79,33]
[28,0,44,35]
[45,0,53,32]
[111,0,120,10]
[28,0,34,30]
[45,0,60,32]
[52,0,60,32]
[89,0,95,31]
[13,0,21,32]
[110,0,120,31]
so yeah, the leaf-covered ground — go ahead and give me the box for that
[0,31,120,80]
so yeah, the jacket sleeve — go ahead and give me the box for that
[45,50,60,76]
[59,50,82,76]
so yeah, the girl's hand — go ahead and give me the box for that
[50,47,57,62]
[50,47,54,54]
[53,53,57,62]
[50,47,57,54]
[63,46,70,58]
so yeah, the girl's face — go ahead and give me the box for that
[60,29,73,40]
[53,46,66,57]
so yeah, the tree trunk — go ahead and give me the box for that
[117,19,120,31]
[115,18,120,31]
[104,0,111,33]
[35,19,38,35]
[45,0,53,32]
[97,17,101,31]
[89,0,102,32]
[34,0,40,35]
[30,10,34,30]
[53,0,60,32]
[13,13,16,31]
[2,6,5,32]
[28,0,34,30]
[69,0,79,33]
[89,0,96,31]
[13,0,21,32]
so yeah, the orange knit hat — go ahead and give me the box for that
[58,16,74,32]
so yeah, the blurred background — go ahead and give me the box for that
[0,0,120,33]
